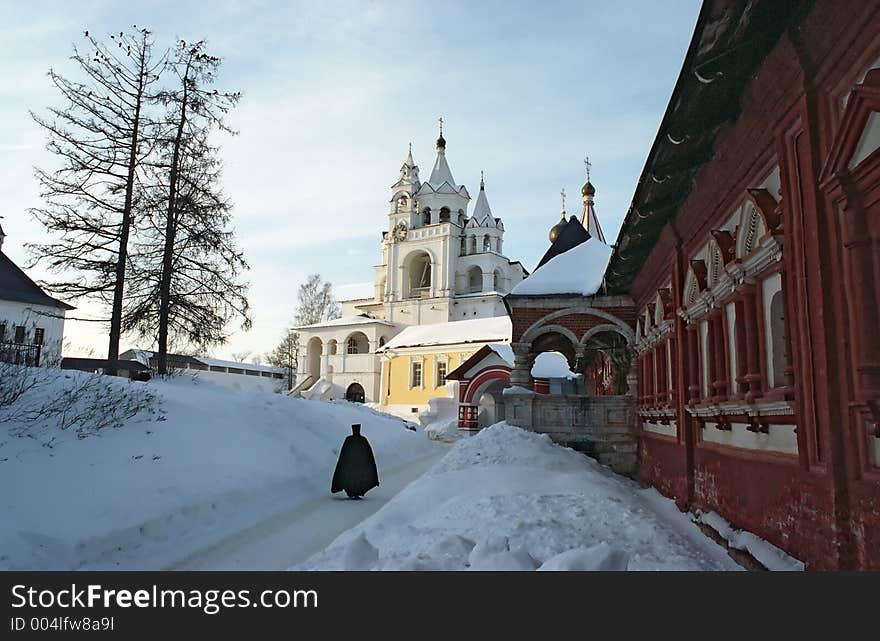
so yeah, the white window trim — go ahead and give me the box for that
[409,357,425,389]
[435,358,448,389]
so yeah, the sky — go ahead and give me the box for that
[0,0,701,362]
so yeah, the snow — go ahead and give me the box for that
[419,393,462,443]
[295,315,394,330]
[487,342,514,367]
[694,510,805,571]
[297,423,741,571]
[379,316,511,351]
[502,385,533,396]
[510,238,613,296]
[531,351,580,379]
[0,369,439,570]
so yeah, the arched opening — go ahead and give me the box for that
[531,331,577,370]
[345,382,365,403]
[457,209,465,225]
[768,290,788,388]
[405,251,432,298]
[422,208,432,225]
[470,235,478,254]
[531,351,580,395]
[327,339,338,355]
[581,329,632,395]
[483,235,491,252]
[460,236,467,256]
[477,379,507,427]
[306,337,323,380]
[345,331,369,354]
[439,206,451,222]
[468,266,483,293]
[493,269,503,292]
[396,194,408,212]
[378,336,387,348]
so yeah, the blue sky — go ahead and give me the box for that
[1,0,701,360]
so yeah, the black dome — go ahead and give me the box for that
[436,134,446,149]
[581,180,596,197]
[549,217,567,243]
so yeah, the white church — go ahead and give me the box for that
[293,125,527,406]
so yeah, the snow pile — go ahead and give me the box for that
[694,511,805,571]
[531,351,580,379]
[419,395,462,443]
[297,423,740,571]
[1,374,437,570]
[511,239,613,296]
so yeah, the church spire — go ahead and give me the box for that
[405,141,415,167]
[580,156,606,243]
[428,117,456,187]
[472,170,493,221]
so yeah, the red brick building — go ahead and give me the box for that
[601,0,880,569]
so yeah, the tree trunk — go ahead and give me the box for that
[156,60,191,375]
[106,39,147,375]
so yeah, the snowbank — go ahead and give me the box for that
[694,510,805,571]
[1,373,438,570]
[297,423,741,571]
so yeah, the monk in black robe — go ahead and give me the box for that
[331,424,379,499]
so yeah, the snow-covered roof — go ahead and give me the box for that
[336,282,375,302]
[510,239,613,296]
[378,316,511,351]
[121,349,284,373]
[487,342,514,367]
[295,315,395,330]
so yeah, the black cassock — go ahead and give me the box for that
[331,424,379,498]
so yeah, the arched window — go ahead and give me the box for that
[460,236,467,255]
[327,339,338,355]
[439,207,451,222]
[457,209,465,225]
[483,235,491,252]
[406,251,432,297]
[396,194,408,212]
[422,208,431,225]
[470,236,478,254]
[468,266,482,293]
[346,332,369,355]
[378,336,386,348]
[493,269,503,292]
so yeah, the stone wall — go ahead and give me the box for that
[504,391,637,475]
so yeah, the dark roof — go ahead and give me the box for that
[61,358,150,373]
[446,344,495,381]
[534,216,591,271]
[0,252,75,310]
[604,0,813,294]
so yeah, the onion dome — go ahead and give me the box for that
[581,180,596,197]
[549,215,567,243]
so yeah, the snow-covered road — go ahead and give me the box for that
[168,447,450,570]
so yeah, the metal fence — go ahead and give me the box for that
[0,342,41,367]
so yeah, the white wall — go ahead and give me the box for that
[0,300,66,367]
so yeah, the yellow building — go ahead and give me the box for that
[377,316,511,418]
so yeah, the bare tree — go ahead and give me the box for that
[266,328,298,391]
[294,274,341,326]
[123,39,249,374]
[27,28,165,374]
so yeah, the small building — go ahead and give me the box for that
[119,349,285,393]
[376,315,511,419]
[61,357,151,381]
[0,224,73,367]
